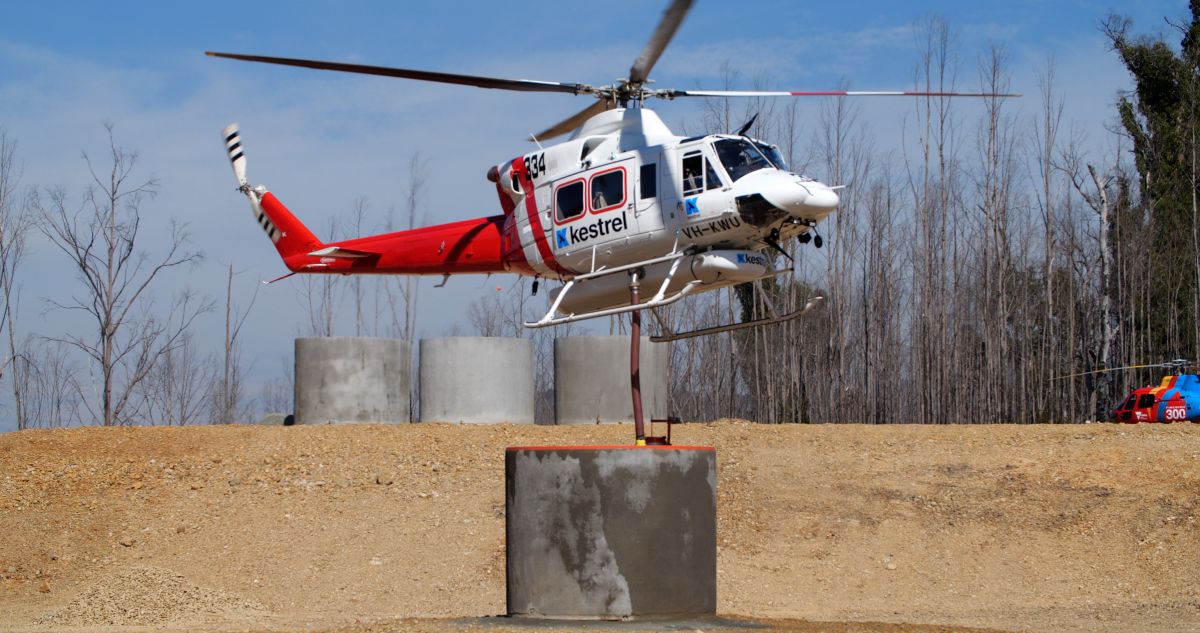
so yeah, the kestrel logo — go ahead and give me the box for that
[736,252,767,266]
[685,196,700,216]
[555,211,628,249]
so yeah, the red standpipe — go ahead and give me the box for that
[630,273,645,445]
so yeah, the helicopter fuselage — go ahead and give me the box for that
[486,108,837,314]
[1112,374,1200,423]
[224,108,839,320]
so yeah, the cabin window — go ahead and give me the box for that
[682,154,704,196]
[640,164,657,199]
[1137,394,1155,409]
[590,170,625,212]
[555,181,585,222]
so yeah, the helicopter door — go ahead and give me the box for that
[1115,395,1135,423]
[1135,393,1156,421]
[548,159,635,268]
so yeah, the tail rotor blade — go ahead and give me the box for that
[222,123,248,187]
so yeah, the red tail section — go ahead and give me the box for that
[257,191,322,261]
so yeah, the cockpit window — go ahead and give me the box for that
[682,152,724,196]
[682,153,704,196]
[755,142,790,172]
[704,158,723,190]
[714,138,773,182]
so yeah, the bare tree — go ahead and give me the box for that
[17,337,81,428]
[1062,153,1122,418]
[34,125,209,425]
[139,332,212,425]
[297,217,341,337]
[0,130,36,429]
[401,153,427,345]
[212,262,258,424]
[348,197,370,336]
[259,353,294,416]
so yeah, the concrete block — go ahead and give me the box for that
[294,337,410,424]
[555,336,669,424]
[506,445,716,618]
[419,337,535,423]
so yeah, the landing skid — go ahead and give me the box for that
[523,252,699,328]
[649,295,823,342]
[523,250,798,330]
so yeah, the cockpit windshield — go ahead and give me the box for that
[754,142,790,172]
[713,138,774,182]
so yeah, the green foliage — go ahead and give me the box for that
[1107,5,1200,357]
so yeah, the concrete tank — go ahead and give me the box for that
[506,445,717,619]
[419,337,535,424]
[294,337,410,424]
[555,336,670,424]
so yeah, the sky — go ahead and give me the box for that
[0,0,1187,429]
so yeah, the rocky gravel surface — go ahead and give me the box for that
[0,421,1198,632]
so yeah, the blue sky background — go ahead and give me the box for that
[0,0,1187,429]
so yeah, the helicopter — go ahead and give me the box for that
[1058,360,1200,423]
[1109,361,1200,423]
[208,0,1018,343]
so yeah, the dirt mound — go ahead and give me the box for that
[1,422,1198,633]
[36,566,269,627]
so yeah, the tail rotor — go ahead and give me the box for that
[219,123,322,261]
[223,123,249,190]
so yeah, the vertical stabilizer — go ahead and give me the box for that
[221,124,321,261]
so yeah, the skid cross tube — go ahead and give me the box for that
[651,295,824,342]
[523,250,697,328]
[523,281,702,328]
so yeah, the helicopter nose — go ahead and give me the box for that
[800,183,839,214]
[758,175,840,220]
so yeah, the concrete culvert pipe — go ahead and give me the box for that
[294,337,411,424]
[554,336,669,424]
[419,337,534,424]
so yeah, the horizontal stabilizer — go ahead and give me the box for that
[307,246,379,260]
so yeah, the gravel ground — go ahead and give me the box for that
[0,421,1198,633]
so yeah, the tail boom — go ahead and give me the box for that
[266,192,527,276]
[224,123,532,278]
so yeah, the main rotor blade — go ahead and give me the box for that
[531,101,609,141]
[1051,359,1194,381]
[664,89,1023,98]
[629,0,693,85]
[206,51,587,94]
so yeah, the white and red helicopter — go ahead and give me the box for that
[209,0,1014,337]
[209,1,1014,441]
